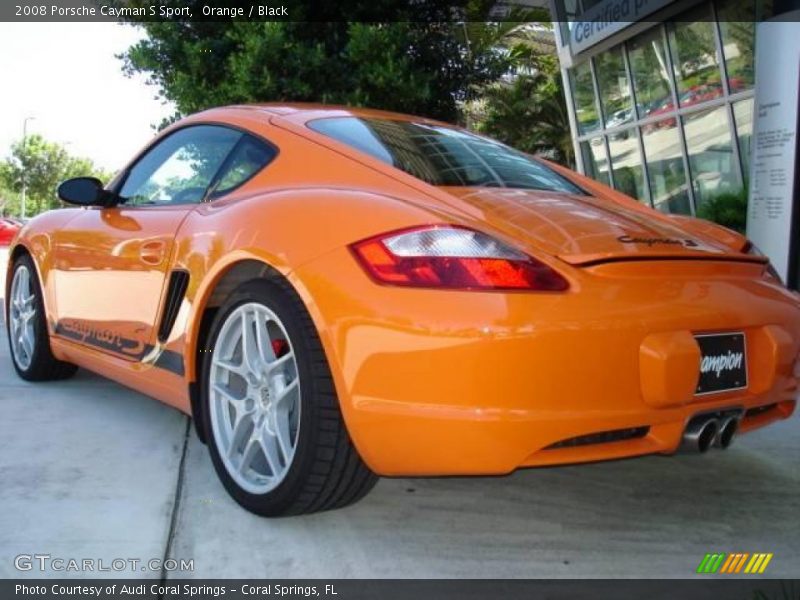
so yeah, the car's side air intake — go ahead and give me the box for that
[157,270,190,343]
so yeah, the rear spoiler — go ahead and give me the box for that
[567,253,769,268]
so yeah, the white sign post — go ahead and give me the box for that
[746,14,800,290]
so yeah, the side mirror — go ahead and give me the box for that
[57,177,107,206]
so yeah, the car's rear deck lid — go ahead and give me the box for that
[440,187,765,267]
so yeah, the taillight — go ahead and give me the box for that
[350,226,569,291]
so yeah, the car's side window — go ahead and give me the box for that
[208,135,276,199]
[119,125,243,206]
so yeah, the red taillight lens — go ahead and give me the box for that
[350,226,569,291]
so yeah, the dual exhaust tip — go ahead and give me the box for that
[680,415,740,454]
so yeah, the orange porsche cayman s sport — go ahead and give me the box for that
[6,104,800,515]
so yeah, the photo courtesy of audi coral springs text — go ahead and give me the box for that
[7,104,800,516]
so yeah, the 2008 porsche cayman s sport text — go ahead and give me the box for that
[6,104,800,516]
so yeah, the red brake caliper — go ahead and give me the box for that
[271,339,289,358]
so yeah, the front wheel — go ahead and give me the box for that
[201,278,377,516]
[6,254,77,381]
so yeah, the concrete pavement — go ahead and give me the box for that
[0,248,798,578]
[0,302,187,578]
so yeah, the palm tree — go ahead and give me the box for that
[476,67,574,166]
[459,17,575,167]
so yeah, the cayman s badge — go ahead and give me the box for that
[617,235,699,247]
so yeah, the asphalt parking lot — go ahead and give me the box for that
[0,248,798,579]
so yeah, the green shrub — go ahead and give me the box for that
[696,188,748,233]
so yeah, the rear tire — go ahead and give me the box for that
[201,277,377,516]
[6,254,78,381]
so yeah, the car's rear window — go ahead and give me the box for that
[307,117,583,194]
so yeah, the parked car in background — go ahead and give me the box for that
[0,218,22,246]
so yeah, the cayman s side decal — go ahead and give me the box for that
[54,319,184,376]
[56,318,146,358]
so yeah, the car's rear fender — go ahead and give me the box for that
[172,188,453,417]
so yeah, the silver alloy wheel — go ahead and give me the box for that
[9,264,37,370]
[209,302,302,495]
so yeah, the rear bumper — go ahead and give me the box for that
[294,252,800,475]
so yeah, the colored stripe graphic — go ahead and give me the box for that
[720,554,736,573]
[696,554,712,573]
[745,554,760,573]
[734,553,749,573]
[758,554,773,573]
[698,552,773,575]
[745,553,774,574]
[697,553,726,574]
[720,553,739,573]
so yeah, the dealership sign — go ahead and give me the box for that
[746,14,800,289]
[569,0,672,54]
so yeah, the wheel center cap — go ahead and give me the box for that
[260,386,271,409]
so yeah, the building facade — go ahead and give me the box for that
[549,0,760,217]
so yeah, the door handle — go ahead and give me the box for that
[139,240,166,266]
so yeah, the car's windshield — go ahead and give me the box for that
[308,117,584,194]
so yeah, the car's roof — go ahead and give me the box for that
[218,102,450,127]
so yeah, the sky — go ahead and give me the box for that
[0,23,175,173]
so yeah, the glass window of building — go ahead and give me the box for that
[580,138,610,185]
[667,6,724,108]
[683,106,741,209]
[717,0,756,92]
[641,119,691,214]
[733,98,754,182]
[608,132,647,201]
[594,47,634,129]
[569,61,601,135]
[628,27,674,120]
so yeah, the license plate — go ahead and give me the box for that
[695,332,748,395]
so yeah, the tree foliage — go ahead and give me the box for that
[469,23,574,166]
[0,135,112,216]
[120,1,518,125]
[475,63,574,166]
